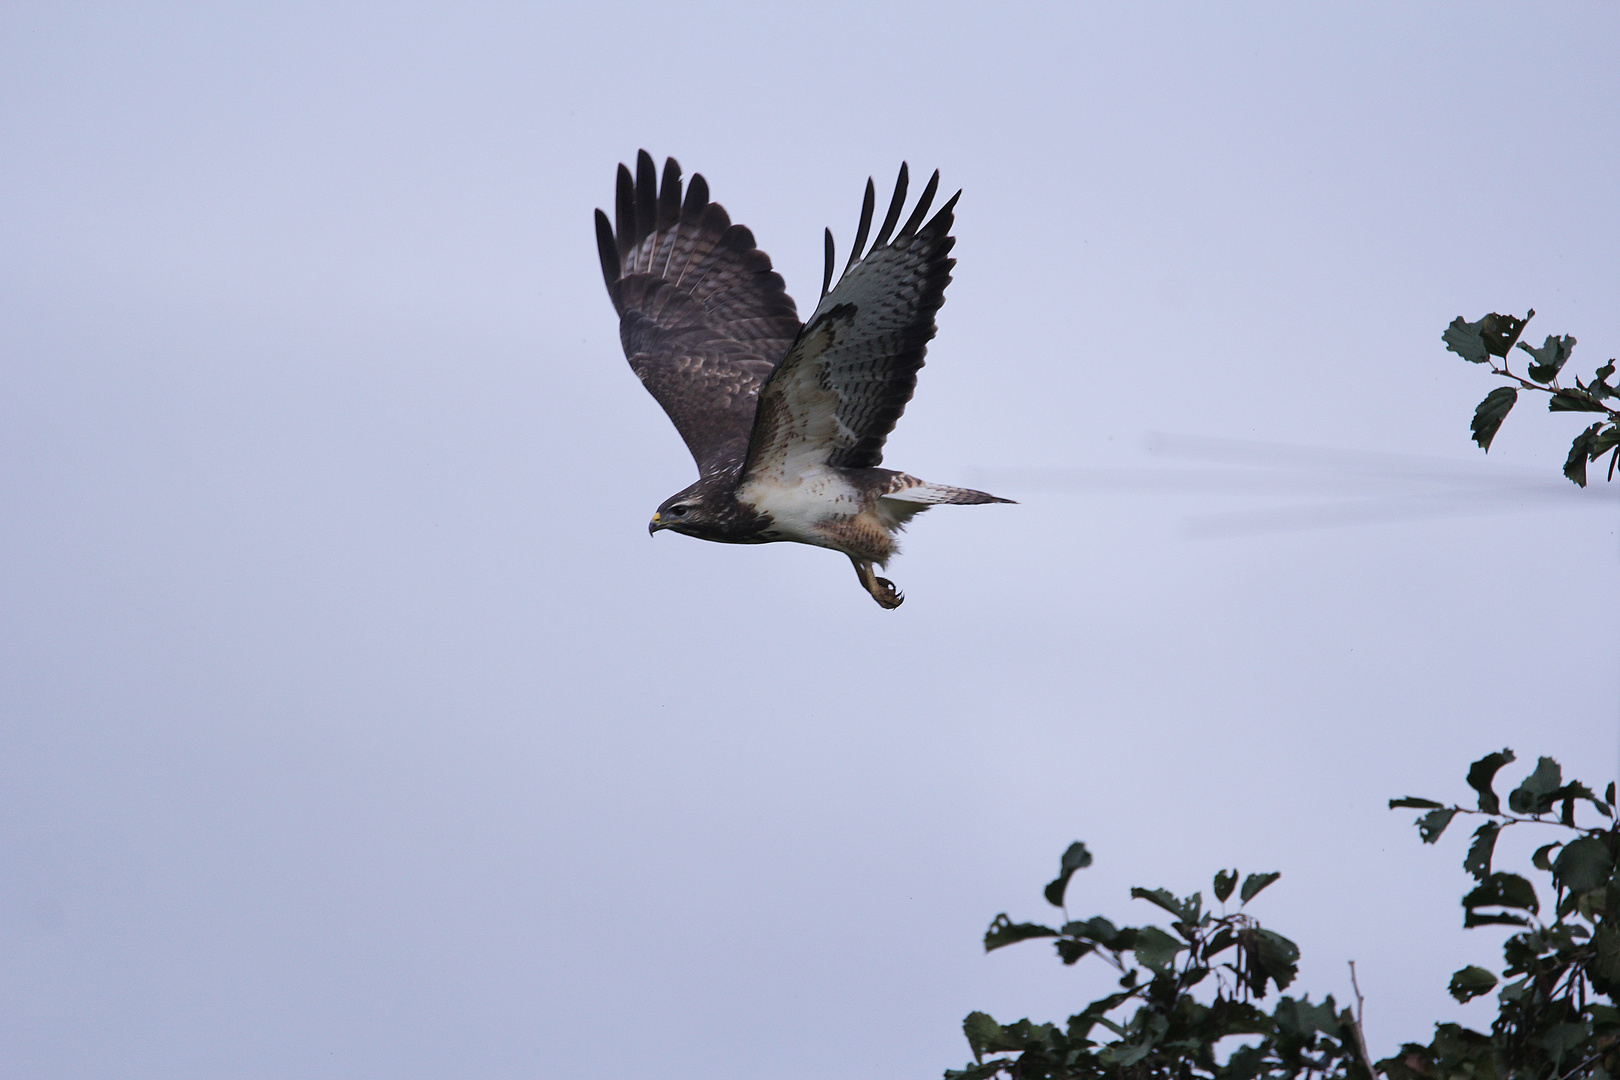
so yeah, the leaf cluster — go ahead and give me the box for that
[1443,312,1620,485]
[948,844,1370,1080]
[1383,750,1620,1080]
[947,751,1620,1080]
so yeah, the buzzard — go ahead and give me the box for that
[594,151,1010,608]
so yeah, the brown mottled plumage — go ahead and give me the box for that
[594,152,1011,608]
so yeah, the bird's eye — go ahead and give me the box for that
[669,505,688,517]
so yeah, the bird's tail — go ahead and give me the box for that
[883,480,1015,505]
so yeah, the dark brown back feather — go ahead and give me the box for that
[595,152,803,475]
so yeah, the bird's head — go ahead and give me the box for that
[649,481,724,539]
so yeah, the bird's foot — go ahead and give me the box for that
[870,576,904,609]
[850,557,905,610]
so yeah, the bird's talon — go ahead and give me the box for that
[873,577,904,609]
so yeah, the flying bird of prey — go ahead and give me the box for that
[593,151,1010,608]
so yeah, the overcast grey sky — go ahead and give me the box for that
[3,3,1618,1077]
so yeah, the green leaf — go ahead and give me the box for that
[944,1064,1006,1080]
[1464,822,1501,881]
[1448,965,1498,1003]
[1227,1044,1268,1080]
[1008,1019,1057,1049]
[1467,749,1515,814]
[1565,422,1607,487]
[1554,781,1612,822]
[1509,757,1564,814]
[1132,925,1185,973]
[1240,871,1281,905]
[963,1011,1002,1062]
[1389,796,1446,809]
[1463,872,1540,915]
[1592,928,1620,985]
[1543,1022,1591,1063]
[984,914,1060,952]
[1550,390,1608,413]
[1131,886,1190,920]
[1588,1002,1620,1027]
[1607,781,1615,807]
[1480,310,1532,357]
[1100,1035,1159,1069]
[1274,994,1342,1036]
[1418,808,1458,844]
[1471,387,1518,452]
[1444,316,1491,364]
[1177,962,1210,990]
[1445,313,1530,363]
[1553,836,1614,895]
[1590,425,1620,462]
[1202,926,1237,960]
[1517,334,1576,383]
[1533,842,1563,871]
[1042,841,1093,907]
[1055,938,1095,965]
[1592,361,1619,399]
[1246,928,1300,995]
[1070,988,1136,1030]
[1213,869,1237,903]
[1062,915,1127,948]
[1465,910,1531,928]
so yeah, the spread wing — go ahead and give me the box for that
[741,164,959,482]
[595,151,803,476]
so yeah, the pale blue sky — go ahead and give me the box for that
[2,3,1618,1076]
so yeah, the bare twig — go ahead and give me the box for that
[1348,961,1378,1077]
[1555,1049,1604,1080]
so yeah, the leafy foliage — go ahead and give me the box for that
[1381,751,1620,1080]
[948,752,1620,1080]
[947,850,1370,1080]
[1445,312,1620,485]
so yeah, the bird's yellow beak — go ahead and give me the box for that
[649,511,662,536]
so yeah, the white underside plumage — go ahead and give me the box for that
[737,467,865,547]
[736,469,955,556]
